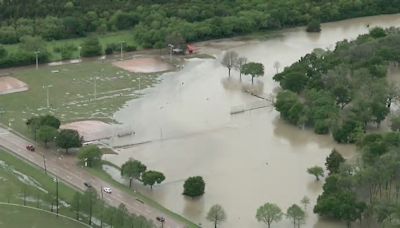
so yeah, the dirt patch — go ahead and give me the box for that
[60,120,112,141]
[112,57,173,73]
[0,77,28,95]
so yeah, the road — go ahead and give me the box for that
[0,126,186,228]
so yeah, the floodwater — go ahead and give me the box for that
[103,14,400,228]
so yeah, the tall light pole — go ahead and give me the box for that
[138,77,141,90]
[120,41,126,60]
[168,44,174,61]
[43,85,53,108]
[34,51,40,70]
[53,177,59,216]
[78,46,82,61]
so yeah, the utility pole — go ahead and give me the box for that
[34,51,40,70]
[138,77,141,90]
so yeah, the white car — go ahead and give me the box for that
[103,187,112,194]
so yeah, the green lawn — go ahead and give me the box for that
[0,60,159,136]
[4,30,137,62]
[0,204,89,228]
[0,150,76,211]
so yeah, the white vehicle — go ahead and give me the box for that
[103,187,112,194]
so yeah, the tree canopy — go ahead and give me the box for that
[183,176,205,197]
[78,145,102,167]
[256,203,283,228]
[241,62,264,84]
[121,159,147,188]
[55,129,82,153]
[141,170,165,189]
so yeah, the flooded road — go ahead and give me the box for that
[103,14,400,228]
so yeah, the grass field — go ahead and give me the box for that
[0,150,77,213]
[0,204,89,228]
[4,30,137,62]
[0,60,159,136]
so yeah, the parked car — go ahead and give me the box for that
[84,182,92,188]
[26,145,35,152]
[103,187,112,194]
[156,216,165,223]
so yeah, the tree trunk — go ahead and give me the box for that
[214,220,217,228]
[252,76,254,84]
[240,72,242,81]
[228,68,231,78]
[129,178,132,188]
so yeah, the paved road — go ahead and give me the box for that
[0,127,186,228]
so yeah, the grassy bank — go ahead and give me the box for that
[0,60,159,136]
[87,161,199,228]
[0,204,89,228]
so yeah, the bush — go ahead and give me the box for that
[125,44,136,52]
[81,37,102,57]
[306,19,321,33]
[0,45,7,59]
[314,120,330,134]
[0,26,18,44]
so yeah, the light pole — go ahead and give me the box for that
[78,46,82,61]
[138,77,141,90]
[120,41,126,60]
[53,177,59,216]
[168,44,174,61]
[43,85,53,108]
[42,153,47,174]
[34,51,40,70]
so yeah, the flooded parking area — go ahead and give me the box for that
[104,14,400,227]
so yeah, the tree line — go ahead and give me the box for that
[1,0,400,65]
[274,27,400,143]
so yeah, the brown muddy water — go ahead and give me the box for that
[103,14,400,228]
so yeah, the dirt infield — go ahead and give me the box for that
[112,57,173,73]
[60,120,112,141]
[0,77,28,95]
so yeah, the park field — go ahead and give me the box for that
[0,204,89,228]
[0,59,159,136]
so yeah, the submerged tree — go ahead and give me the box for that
[234,56,247,81]
[221,51,238,78]
[286,204,305,228]
[207,204,226,228]
[241,62,264,84]
[256,202,283,228]
[307,166,324,181]
[121,159,147,188]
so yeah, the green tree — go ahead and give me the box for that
[0,45,7,59]
[206,204,226,228]
[325,149,345,175]
[121,159,147,188]
[40,115,61,129]
[55,129,82,153]
[286,204,305,228]
[183,176,205,197]
[241,62,264,84]
[256,203,283,228]
[275,90,305,125]
[78,145,102,167]
[281,72,308,93]
[37,125,58,147]
[221,51,238,78]
[81,37,102,57]
[306,19,321,32]
[307,166,324,181]
[390,114,400,132]
[141,170,165,189]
